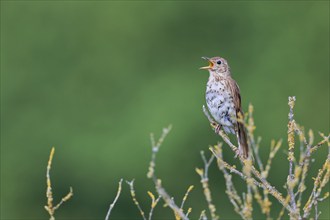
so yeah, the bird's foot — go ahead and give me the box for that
[234,149,241,158]
[215,124,222,134]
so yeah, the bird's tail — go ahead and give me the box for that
[237,121,249,158]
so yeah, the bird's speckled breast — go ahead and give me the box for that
[206,77,236,134]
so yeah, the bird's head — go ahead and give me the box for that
[200,56,230,76]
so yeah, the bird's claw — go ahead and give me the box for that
[234,150,240,158]
[215,124,222,134]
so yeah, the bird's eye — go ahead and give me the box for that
[217,60,222,65]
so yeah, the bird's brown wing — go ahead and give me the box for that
[227,78,242,112]
[226,77,249,158]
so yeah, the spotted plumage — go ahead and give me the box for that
[201,56,249,158]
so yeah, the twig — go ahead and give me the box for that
[126,179,147,220]
[246,105,280,219]
[155,179,189,220]
[287,96,299,219]
[147,126,189,220]
[196,151,219,220]
[199,210,208,220]
[295,128,318,210]
[303,143,330,219]
[247,104,264,172]
[185,207,192,218]
[260,140,282,220]
[314,190,319,220]
[147,126,172,180]
[147,191,161,220]
[296,128,313,211]
[44,147,73,220]
[180,185,194,211]
[211,144,245,219]
[209,147,263,188]
[262,139,282,179]
[310,135,329,154]
[105,179,123,220]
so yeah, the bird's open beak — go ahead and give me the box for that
[200,57,213,70]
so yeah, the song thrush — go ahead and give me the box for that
[200,56,249,158]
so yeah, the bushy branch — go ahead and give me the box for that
[203,97,329,220]
[44,97,329,220]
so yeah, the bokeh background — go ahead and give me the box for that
[1,1,329,219]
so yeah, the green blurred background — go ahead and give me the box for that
[1,1,329,219]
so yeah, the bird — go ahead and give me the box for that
[200,56,249,158]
